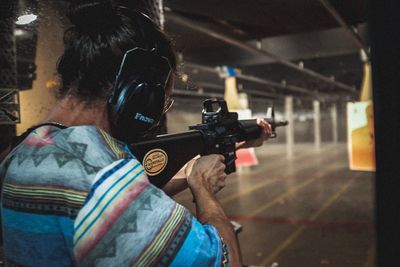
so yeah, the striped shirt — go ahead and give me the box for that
[0,125,228,266]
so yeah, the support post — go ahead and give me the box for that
[285,96,294,158]
[313,100,321,149]
[330,103,338,143]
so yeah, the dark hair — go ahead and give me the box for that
[57,0,176,101]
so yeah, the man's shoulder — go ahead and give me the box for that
[1,125,132,191]
[16,124,129,167]
[56,125,129,163]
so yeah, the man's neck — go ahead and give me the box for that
[46,95,112,134]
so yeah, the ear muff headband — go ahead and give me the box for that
[109,47,172,105]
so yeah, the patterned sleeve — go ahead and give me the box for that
[170,218,229,267]
[73,158,228,267]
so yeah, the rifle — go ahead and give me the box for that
[129,98,288,188]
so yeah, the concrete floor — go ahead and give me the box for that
[173,143,376,267]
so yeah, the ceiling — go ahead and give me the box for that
[165,0,367,50]
[162,0,369,108]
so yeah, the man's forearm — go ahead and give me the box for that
[191,187,242,267]
[162,178,188,197]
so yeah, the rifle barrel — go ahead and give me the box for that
[238,118,288,142]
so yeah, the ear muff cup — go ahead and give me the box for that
[110,79,165,143]
[108,48,172,143]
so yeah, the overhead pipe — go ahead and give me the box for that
[238,73,311,95]
[318,0,369,58]
[244,89,284,99]
[185,80,283,99]
[173,89,224,99]
[167,11,357,94]
[177,79,336,102]
[184,62,313,95]
[183,62,338,101]
[174,90,277,107]
[195,81,225,90]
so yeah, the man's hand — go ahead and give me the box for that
[164,119,271,196]
[236,118,272,150]
[186,154,243,266]
[186,154,227,194]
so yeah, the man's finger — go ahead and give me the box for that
[217,154,225,162]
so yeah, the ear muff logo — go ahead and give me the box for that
[143,149,168,176]
[134,112,155,124]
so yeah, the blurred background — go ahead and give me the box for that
[0,0,376,266]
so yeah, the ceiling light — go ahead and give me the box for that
[181,74,189,82]
[14,29,25,36]
[16,14,37,25]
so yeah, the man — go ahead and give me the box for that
[0,1,271,266]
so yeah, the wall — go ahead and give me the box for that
[16,0,64,135]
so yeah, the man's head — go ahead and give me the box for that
[57,0,176,142]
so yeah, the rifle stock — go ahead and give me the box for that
[129,131,204,188]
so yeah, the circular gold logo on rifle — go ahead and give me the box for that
[143,149,168,176]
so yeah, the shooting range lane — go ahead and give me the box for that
[173,143,374,267]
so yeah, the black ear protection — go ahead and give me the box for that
[108,12,172,144]
[108,47,172,144]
